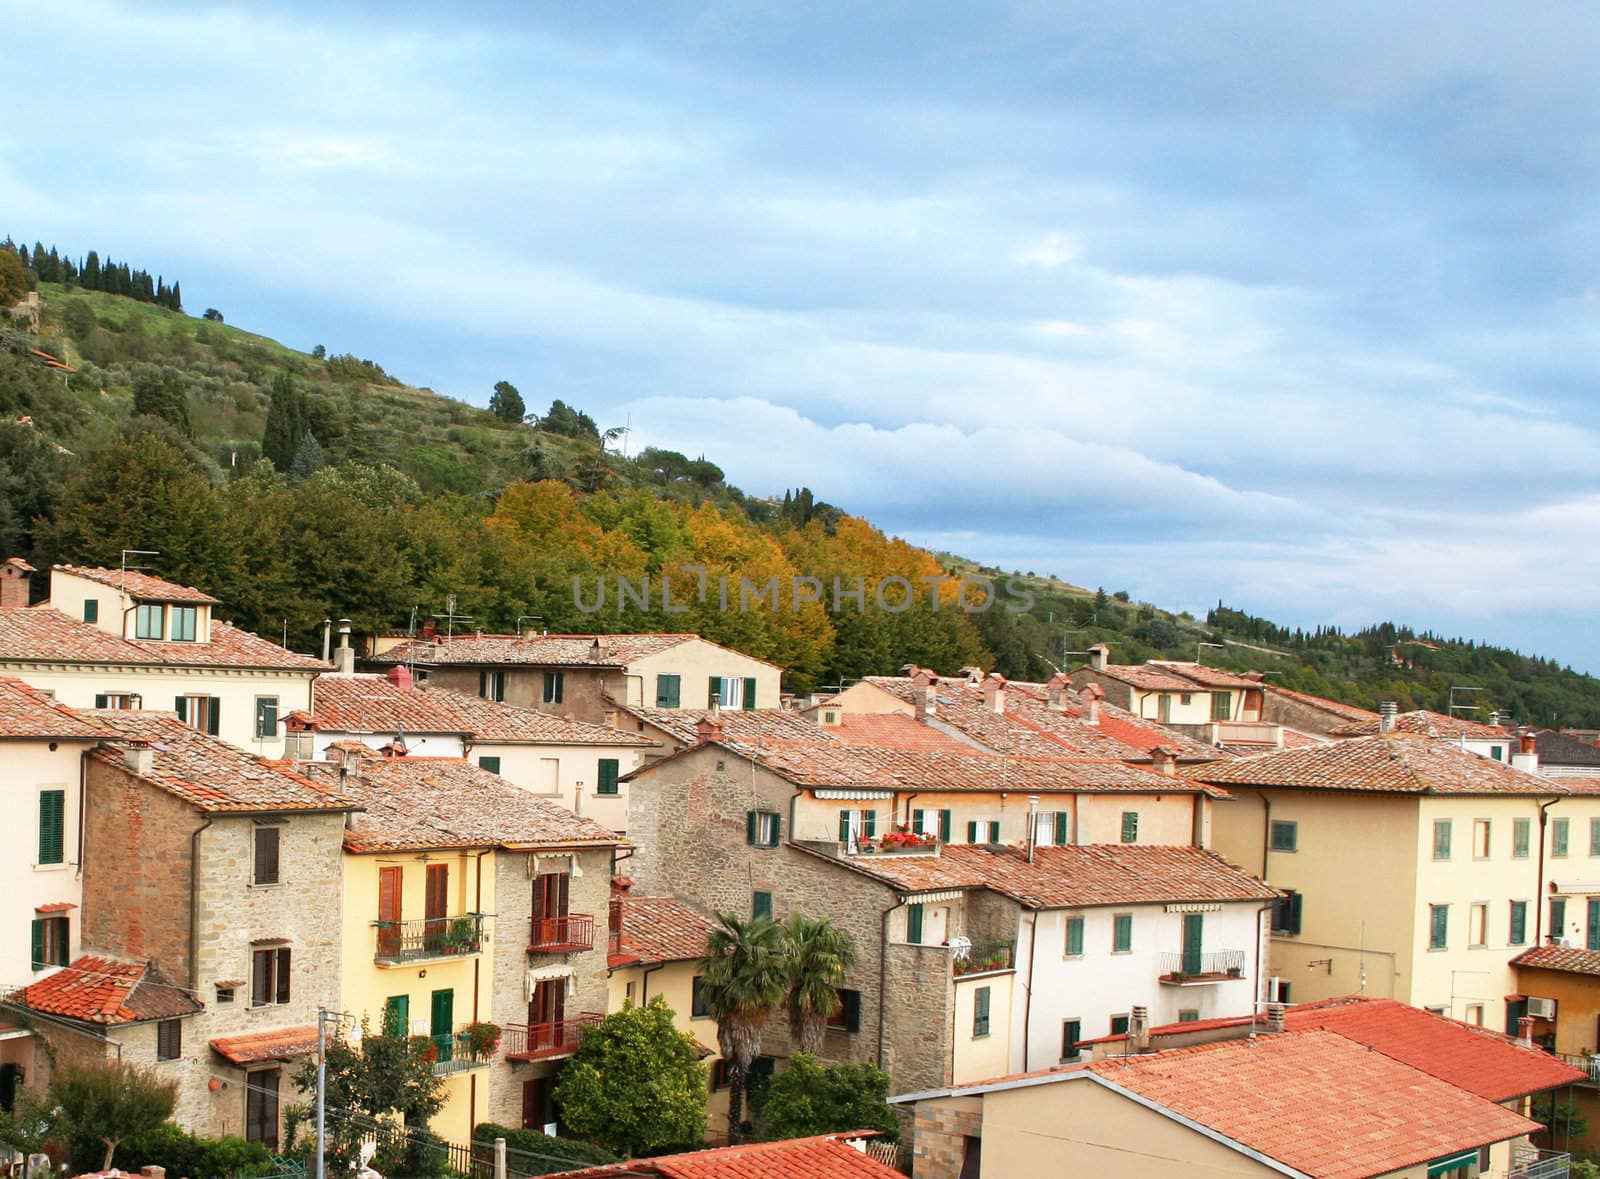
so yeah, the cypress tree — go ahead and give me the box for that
[262,375,308,470]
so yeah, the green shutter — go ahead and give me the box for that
[1054,811,1070,845]
[94,694,108,709]
[83,599,98,623]
[598,758,619,794]
[708,676,723,706]
[479,756,501,774]
[1114,913,1132,952]
[38,790,64,866]
[1588,899,1600,952]
[1121,812,1138,843]
[1510,902,1527,945]
[1553,898,1567,939]
[912,808,925,835]
[207,699,220,736]
[1211,691,1230,721]
[973,986,990,1036]
[939,810,952,842]
[1066,917,1084,956]
[748,811,759,845]
[29,920,43,971]
[907,904,924,943]
[383,995,409,1037]
[843,990,861,1033]
[864,810,877,838]
[657,675,681,708]
[742,677,757,710]
[839,811,851,842]
[175,696,187,723]
[967,820,977,843]
[429,988,453,1038]
[753,891,772,920]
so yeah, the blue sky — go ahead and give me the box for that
[7,2,1600,671]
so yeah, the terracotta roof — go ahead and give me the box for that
[546,1133,901,1178]
[619,706,827,747]
[0,606,328,670]
[0,676,112,740]
[1189,732,1565,795]
[1087,1030,1539,1179]
[309,675,471,735]
[85,711,357,813]
[1085,664,1206,692]
[830,713,977,751]
[1534,729,1600,768]
[210,1026,319,1064]
[612,896,716,967]
[1261,685,1378,723]
[19,956,201,1024]
[823,843,1277,910]
[55,564,221,604]
[1514,943,1600,978]
[372,632,779,671]
[419,684,653,746]
[1142,662,1263,690]
[1330,710,1511,740]
[300,758,622,852]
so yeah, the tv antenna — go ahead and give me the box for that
[432,594,473,641]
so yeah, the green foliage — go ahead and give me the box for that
[118,1123,276,1179]
[699,914,789,1135]
[291,1025,446,1173]
[288,430,326,479]
[203,307,224,321]
[552,998,708,1157]
[1532,1094,1589,1143]
[0,248,30,306]
[325,352,398,384]
[50,1059,179,1173]
[473,1124,619,1174]
[262,374,310,471]
[132,364,193,437]
[1572,1159,1600,1179]
[759,1054,899,1143]
[490,379,526,423]
[782,914,854,1055]
[539,398,599,439]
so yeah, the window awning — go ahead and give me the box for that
[813,789,895,800]
[1426,1150,1479,1176]
[904,890,964,905]
[527,964,573,984]
[1549,879,1600,896]
[211,1027,318,1065]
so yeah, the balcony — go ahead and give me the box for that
[501,1014,603,1062]
[373,914,485,965]
[529,914,596,953]
[1556,1052,1600,1085]
[1512,1146,1571,1179]
[426,1026,497,1077]
[849,833,941,858]
[1157,950,1247,984]
[951,939,1015,978]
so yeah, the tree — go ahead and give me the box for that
[262,374,309,470]
[553,999,708,1157]
[759,1054,899,1142]
[202,307,224,322]
[293,1024,445,1172]
[0,248,27,306]
[131,366,192,437]
[698,913,788,1137]
[490,380,525,423]
[782,914,854,1055]
[288,431,326,480]
[51,1059,178,1173]
[312,344,327,359]
[539,399,599,440]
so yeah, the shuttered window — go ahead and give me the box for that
[826,989,862,1033]
[1112,914,1133,953]
[1272,891,1304,935]
[1061,1019,1082,1061]
[38,790,65,865]
[752,891,773,920]
[82,599,99,623]
[1589,898,1600,952]
[1509,901,1528,946]
[31,916,68,970]
[1432,820,1452,861]
[251,946,291,1006]
[1429,905,1449,951]
[1211,691,1231,721]
[597,759,620,795]
[157,1019,182,1061]
[1120,812,1138,844]
[939,809,952,843]
[655,675,681,708]
[1065,916,1084,957]
[972,987,991,1037]
[542,672,564,704]
[907,904,924,944]
[253,826,281,886]
[478,756,501,774]
[254,696,279,740]
[1054,811,1070,846]
[747,811,781,848]
[383,994,410,1037]
[1513,818,1531,859]
[1554,818,1570,858]
[742,677,757,710]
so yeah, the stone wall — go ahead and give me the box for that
[911,1094,984,1179]
[423,667,617,726]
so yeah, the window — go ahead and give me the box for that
[1061,1019,1082,1060]
[382,994,410,1037]
[253,826,280,886]
[251,946,291,1006]
[1120,812,1138,843]
[244,1070,280,1149]
[752,891,772,920]
[1589,897,1600,952]
[597,758,620,795]
[839,809,877,848]
[972,986,991,1037]
[691,975,710,1019]
[1038,811,1071,846]
[82,599,99,623]
[170,606,197,642]
[907,904,924,944]
[216,985,235,1004]
[746,810,781,848]
[1269,820,1298,852]
[1552,897,1568,942]
[1178,1009,1200,1022]
[1112,913,1133,953]
[37,789,65,866]
[1490,745,1505,761]
[1158,694,1172,723]
[1469,903,1487,948]
[134,603,165,640]
[157,1019,182,1061]
[912,808,953,842]
[965,820,1000,844]
[655,674,681,708]
[1472,820,1490,859]
[1210,691,1230,721]
[1180,693,1192,705]
[1510,901,1528,946]
[1554,817,1571,858]
[542,672,564,704]
[1514,818,1531,859]
[1429,904,1448,951]
[176,695,220,736]
[30,916,68,970]
[1271,890,1303,935]
[1465,1004,1484,1027]
[1591,819,1600,857]
[94,693,140,710]
[254,696,279,740]
[1110,1014,1130,1036]
[709,676,756,709]
[1064,916,1084,957]
[826,989,862,1033]
[709,1059,731,1091]
[478,755,501,774]
[479,670,506,702]
[1432,819,1452,861]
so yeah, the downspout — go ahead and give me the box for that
[877,896,909,1069]
[1258,791,1272,880]
[1535,797,1561,946]
[640,962,666,1004]
[76,748,90,880]
[788,789,804,843]
[1022,908,1039,1072]
[470,847,490,1137]
[189,816,214,990]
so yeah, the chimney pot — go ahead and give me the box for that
[1521,732,1537,755]
[1080,682,1106,724]
[695,714,723,745]
[1266,1002,1287,1033]
[983,673,1007,714]
[0,557,35,609]
[386,665,414,691]
[123,744,154,775]
[1087,643,1110,673]
[1519,1015,1535,1046]
[1046,673,1071,711]
[1151,746,1178,776]
[1130,1005,1150,1051]
[1379,701,1397,733]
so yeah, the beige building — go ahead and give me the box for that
[1068,644,1264,731]
[368,631,782,725]
[0,562,327,758]
[1194,731,1600,1031]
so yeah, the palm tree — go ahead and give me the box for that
[698,913,788,1138]
[783,914,855,1055]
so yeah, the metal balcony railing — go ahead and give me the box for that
[373,914,485,964]
[1556,1052,1600,1084]
[950,939,1015,977]
[529,913,596,953]
[426,1027,496,1076]
[1512,1145,1571,1179]
[501,1014,603,1061]
[1157,950,1247,982]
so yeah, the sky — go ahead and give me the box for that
[7,2,1600,669]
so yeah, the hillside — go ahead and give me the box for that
[4,254,1600,724]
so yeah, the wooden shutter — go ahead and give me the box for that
[839,811,852,843]
[598,759,619,794]
[426,864,449,922]
[657,675,680,708]
[1588,899,1600,952]
[967,820,978,843]
[912,809,925,834]
[254,827,280,886]
[175,696,188,723]
[1054,811,1070,846]
[842,989,861,1033]
[742,677,756,710]
[479,755,501,774]
[207,699,220,736]
[251,950,271,1006]
[753,891,772,920]
[30,920,43,971]
[708,676,723,706]
[747,811,759,845]
[864,810,877,838]
[1211,691,1230,721]
[939,810,952,843]
[430,987,454,1037]
[974,987,990,1035]
[1066,917,1083,956]
[94,694,108,708]
[384,994,409,1037]
[907,904,924,943]
[38,790,64,865]
[1121,812,1138,843]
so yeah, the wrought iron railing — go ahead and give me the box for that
[1157,950,1247,981]
[528,913,596,952]
[501,1014,603,1060]
[950,939,1015,977]
[427,1027,496,1076]
[373,914,485,963]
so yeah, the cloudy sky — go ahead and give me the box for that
[8,2,1600,668]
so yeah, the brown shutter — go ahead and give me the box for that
[426,864,449,922]
[275,947,291,1004]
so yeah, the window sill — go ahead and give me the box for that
[249,882,284,890]
[33,863,70,873]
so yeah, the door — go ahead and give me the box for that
[1182,913,1204,976]
[1158,694,1172,723]
[529,978,566,1050]
[425,864,449,952]
[430,988,454,1063]
[0,1064,18,1113]
[522,1076,557,1133]
[377,866,402,958]
[244,1070,280,1148]
[533,873,570,946]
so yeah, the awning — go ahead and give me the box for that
[527,964,573,985]
[904,890,965,905]
[1165,903,1222,914]
[34,902,76,914]
[813,789,894,801]
[211,1026,318,1065]
[1549,879,1600,896]
[1427,1151,1479,1177]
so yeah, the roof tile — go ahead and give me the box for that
[0,677,113,740]
[20,956,202,1024]
[547,1133,902,1178]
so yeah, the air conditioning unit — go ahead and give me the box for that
[1527,996,1557,1020]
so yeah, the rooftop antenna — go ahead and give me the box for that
[516,615,544,638]
[432,593,473,641]
[1196,641,1226,664]
[1448,685,1485,716]
[119,549,160,595]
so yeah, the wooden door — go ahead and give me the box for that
[377,866,402,958]
[528,978,566,1049]
[425,863,449,951]
[245,1070,280,1148]
[1182,913,1204,976]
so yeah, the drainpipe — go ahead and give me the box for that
[1257,791,1272,880]
[1026,796,1038,864]
[877,896,909,1069]
[76,748,91,880]
[640,962,666,1004]
[189,816,214,990]
[1021,909,1039,1073]
[470,848,488,1141]
[1535,797,1562,946]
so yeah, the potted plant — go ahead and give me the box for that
[1225,964,1243,978]
[466,1021,501,1058]
[444,916,479,954]
[410,1034,438,1064]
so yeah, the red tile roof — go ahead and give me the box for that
[0,606,328,670]
[1330,710,1511,740]
[1141,662,1263,690]
[20,956,201,1024]
[55,564,221,604]
[612,895,716,967]
[823,843,1277,909]
[1514,943,1600,978]
[546,1133,901,1178]
[1189,732,1563,795]
[210,1026,319,1064]
[372,632,779,671]
[86,711,357,813]
[420,684,653,746]
[1088,1030,1539,1179]
[1084,664,1203,692]
[1261,685,1378,724]
[0,677,112,740]
[830,713,975,751]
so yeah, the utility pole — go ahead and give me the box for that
[315,1007,328,1179]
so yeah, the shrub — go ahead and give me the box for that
[473,1123,618,1175]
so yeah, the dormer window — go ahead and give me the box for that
[134,604,165,640]
[171,606,198,642]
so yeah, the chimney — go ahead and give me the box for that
[1026,795,1039,864]
[123,744,154,775]
[1512,731,1540,775]
[1087,643,1110,672]
[321,618,332,663]
[1378,701,1397,733]
[1080,682,1105,725]
[386,664,414,691]
[1150,745,1178,777]
[912,669,937,721]
[983,673,1007,714]
[1129,1005,1150,1051]
[1266,1002,1287,1033]
[695,714,723,745]
[0,557,34,609]
[1046,673,1071,711]
[1518,1016,1535,1047]
[333,619,355,674]
[1488,710,1502,728]
[960,665,984,685]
